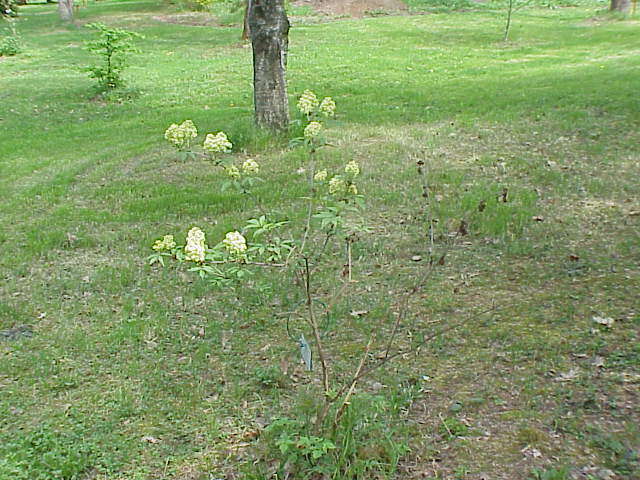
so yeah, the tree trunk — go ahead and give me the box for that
[248,0,290,131]
[610,0,631,12]
[242,0,250,41]
[58,0,74,22]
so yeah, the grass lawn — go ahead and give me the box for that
[0,1,639,479]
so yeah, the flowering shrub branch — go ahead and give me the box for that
[164,121,262,195]
[291,89,336,152]
[148,216,294,287]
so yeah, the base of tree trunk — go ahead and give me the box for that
[610,0,631,12]
[248,0,290,131]
[58,0,74,21]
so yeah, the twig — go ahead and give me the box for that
[334,334,374,426]
[383,286,416,359]
[299,196,314,257]
[352,304,500,385]
[206,260,286,267]
[299,158,317,257]
[347,238,353,282]
[304,257,330,396]
[438,413,452,437]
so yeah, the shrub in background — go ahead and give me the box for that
[85,23,142,90]
[0,17,20,56]
[1,0,18,16]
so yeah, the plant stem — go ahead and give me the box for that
[304,258,330,396]
[504,0,514,41]
[334,334,373,426]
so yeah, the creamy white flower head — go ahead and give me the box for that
[185,243,205,263]
[164,120,198,150]
[180,120,198,139]
[223,231,247,256]
[164,123,185,148]
[164,123,179,142]
[319,97,336,117]
[328,176,346,195]
[314,169,328,182]
[304,121,323,139]
[185,227,207,262]
[344,161,360,176]
[226,165,240,178]
[242,159,260,174]
[348,183,358,195]
[187,227,205,244]
[152,234,176,252]
[203,131,233,155]
[297,89,319,116]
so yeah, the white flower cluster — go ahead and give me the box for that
[152,234,176,252]
[242,159,260,174]
[319,97,336,117]
[185,227,207,263]
[223,231,247,256]
[203,131,233,156]
[328,176,346,195]
[297,89,319,116]
[304,121,323,139]
[297,90,336,118]
[314,169,328,182]
[164,120,198,150]
[345,161,360,176]
[226,165,240,178]
[320,161,360,197]
[297,90,337,144]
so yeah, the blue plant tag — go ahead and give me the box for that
[299,334,312,371]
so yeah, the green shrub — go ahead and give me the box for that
[1,0,18,17]
[0,17,20,56]
[250,393,410,479]
[85,23,142,90]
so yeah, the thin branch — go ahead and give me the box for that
[352,304,500,385]
[299,160,316,257]
[206,260,286,267]
[347,238,353,282]
[334,334,374,426]
[304,257,330,396]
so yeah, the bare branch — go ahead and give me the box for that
[334,334,374,426]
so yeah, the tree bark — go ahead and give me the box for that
[58,0,74,22]
[242,0,250,41]
[610,0,631,12]
[248,0,290,131]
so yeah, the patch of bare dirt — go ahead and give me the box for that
[152,13,221,27]
[294,0,407,17]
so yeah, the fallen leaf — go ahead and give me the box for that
[554,369,579,382]
[593,316,614,328]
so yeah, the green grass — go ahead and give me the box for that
[1,1,639,479]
